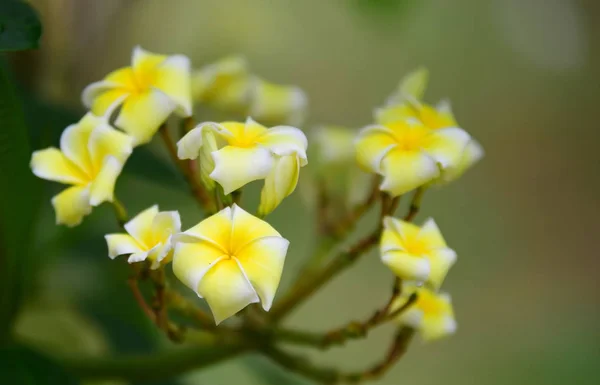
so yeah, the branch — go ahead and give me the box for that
[58,338,245,383]
[159,124,216,213]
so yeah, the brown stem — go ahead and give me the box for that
[127,276,156,323]
[159,124,216,213]
[403,187,425,222]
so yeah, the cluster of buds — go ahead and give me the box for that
[30,48,482,383]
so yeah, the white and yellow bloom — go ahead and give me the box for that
[31,113,133,227]
[249,78,307,126]
[192,57,308,126]
[355,119,470,196]
[391,283,456,342]
[381,217,456,289]
[375,68,483,183]
[173,204,289,324]
[105,205,180,269]
[83,46,192,145]
[177,117,308,215]
[192,56,253,114]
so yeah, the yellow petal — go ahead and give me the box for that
[426,247,457,289]
[256,125,308,164]
[235,236,289,311]
[179,206,232,253]
[249,79,308,126]
[115,90,175,145]
[230,204,280,252]
[131,46,167,82]
[198,258,259,324]
[375,104,418,125]
[88,122,133,173]
[59,114,97,174]
[422,127,470,168]
[389,67,429,104]
[105,233,143,259]
[210,145,273,194]
[258,154,300,216]
[379,149,439,196]
[51,185,92,227]
[124,205,159,248]
[417,218,447,248]
[355,125,397,173]
[153,55,192,116]
[150,211,181,245]
[89,156,124,206]
[172,242,226,292]
[439,139,484,183]
[82,67,136,115]
[381,250,430,282]
[31,148,88,185]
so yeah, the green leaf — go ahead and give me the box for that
[243,355,312,385]
[0,0,42,52]
[0,344,79,384]
[0,58,41,343]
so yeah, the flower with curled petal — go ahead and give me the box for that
[172,204,289,324]
[105,205,180,269]
[355,119,470,196]
[390,283,456,342]
[30,113,133,227]
[375,68,483,183]
[82,46,192,145]
[381,217,456,289]
[177,117,307,215]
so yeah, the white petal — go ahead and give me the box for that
[197,259,260,324]
[124,205,159,248]
[423,127,470,168]
[381,250,430,282]
[210,146,274,194]
[89,156,124,206]
[105,234,143,259]
[51,185,93,227]
[31,148,88,185]
[153,54,192,116]
[258,154,300,216]
[354,124,397,173]
[379,149,439,196]
[235,236,289,311]
[257,125,308,164]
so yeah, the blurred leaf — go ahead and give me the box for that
[0,0,42,52]
[0,58,41,343]
[0,344,79,384]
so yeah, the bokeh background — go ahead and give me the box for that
[5,0,599,384]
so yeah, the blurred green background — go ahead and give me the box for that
[3,0,599,384]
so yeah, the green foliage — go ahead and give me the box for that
[0,344,79,384]
[0,59,41,343]
[0,0,42,52]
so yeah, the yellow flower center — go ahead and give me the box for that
[386,122,431,152]
[221,122,267,148]
[402,236,430,256]
[416,289,446,315]
[415,105,456,130]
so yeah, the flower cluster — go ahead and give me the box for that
[30,50,483,380]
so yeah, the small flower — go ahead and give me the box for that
[172,204,289,324]
[177,117,308,214]
[30,113,133,227]
[192,57,308,126]
[192,56,253,114]
[355,119,470,196]
[391,283,457,342]
[375,68,483,183]
[381,217,456,289]
[82,46,192,145]
[248,77,308,126]
[105,205,181,269]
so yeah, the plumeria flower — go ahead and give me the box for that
[390,283,457,342]
[192,57,308,126]
[375,68,483,183]
[355,119,470,196]
[82,46,192,145]
[249,77,307,126]
[105,205,181,269]
[380,217,456,289]
[172,204,289,324]
[192,56,253,114]
[30,113,133,227]
[177,117,308,215]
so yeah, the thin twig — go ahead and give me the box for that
[127,276,156,323]
[403,187,425,222]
